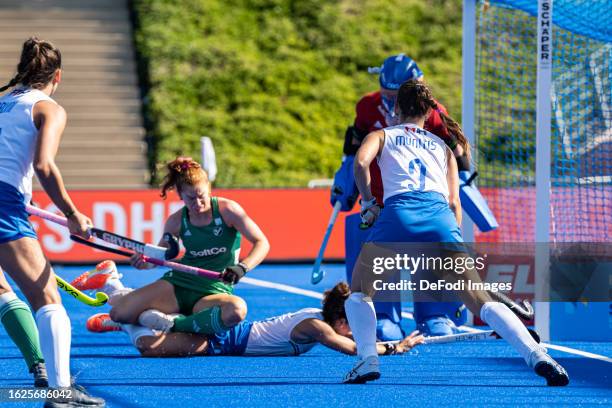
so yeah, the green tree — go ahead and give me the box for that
[132,0,463,186]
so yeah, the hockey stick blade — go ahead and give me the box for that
[55,275,108,307]
[489,291,535,320]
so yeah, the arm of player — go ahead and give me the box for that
[220,198,270,272]
[354,130,384,202]
[33,101,92,238]
[393,330,426,353]
[299,319,368,355]
[300,319,424,355]
[446,146,462,225]
[131,210,182,269]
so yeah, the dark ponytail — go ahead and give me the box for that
[437,108,471,163]
[322,282,351,325]
[0,37,62,92]
[397,80,471,164]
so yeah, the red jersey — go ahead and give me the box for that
[354,91,450,204]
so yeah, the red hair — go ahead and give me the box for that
[160,157,209,199]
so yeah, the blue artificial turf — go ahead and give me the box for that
[0,263,610,407]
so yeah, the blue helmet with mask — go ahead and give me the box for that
[370,54,423,114]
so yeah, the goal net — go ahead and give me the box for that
[471,0,612,243]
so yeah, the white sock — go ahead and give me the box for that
[35,304,71,388]
[344,292,378,359]
[480,302,542,365]
[0,291,18,306]
[108,288,133,306]
[121,324,155,345]
[103,276,131,306]
[102,278,127,298]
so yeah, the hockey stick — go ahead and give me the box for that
[69,234,220,280]
[26,205,169,260]
[423,328,540,344]
[70,234,132,257]
[55,275,108,307]
[381,328,540,345]
[489,291,535,321]
[311,201,342,285]
[26,206,221,280]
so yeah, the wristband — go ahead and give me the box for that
[237,262,249,274]
[63,209,75,219]
[360,197,377,210]
[383,343,397,355]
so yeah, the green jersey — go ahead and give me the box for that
[162,197,241,296]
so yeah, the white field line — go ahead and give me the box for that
[241,276,612,364]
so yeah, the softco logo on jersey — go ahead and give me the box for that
[190,247,227,257]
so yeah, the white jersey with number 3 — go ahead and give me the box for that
[378,123,450,203]
[0,88,56,203]
[244,308,322,356]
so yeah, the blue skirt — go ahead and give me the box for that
[0,181,37,244]
[206,320,253,356]
[367,191,463,243]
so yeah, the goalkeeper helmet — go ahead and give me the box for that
[372,54,423,113]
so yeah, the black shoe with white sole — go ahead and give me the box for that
[529,349,570,386]
[343,355,381,384]
[31,362,48,388]
[43,384,105,408]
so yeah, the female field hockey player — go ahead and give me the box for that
[74,157,270,338]
[335,53,471,340]
[84,278,424,357]
[0,37,104,406]
[342,80,569,386]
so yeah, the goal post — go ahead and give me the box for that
[465,0,612,340]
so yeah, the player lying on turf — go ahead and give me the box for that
[343,80,569,386]
[74,157,270,342]
[78,268,423,357]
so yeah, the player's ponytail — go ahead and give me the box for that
[398,80,471,164]
[0,74,22,93]
[322,282,351,325]
[160,157,209,199]
[0,37,62,92]
[436,108,471,164]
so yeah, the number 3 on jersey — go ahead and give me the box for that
[407,158,427,191]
